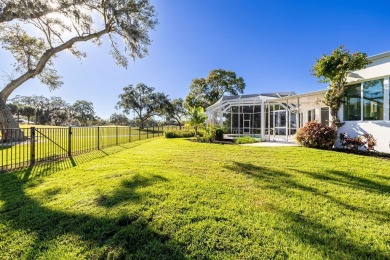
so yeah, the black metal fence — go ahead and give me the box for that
[1,125,189,172]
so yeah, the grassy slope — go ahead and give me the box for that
[0,138,389,259]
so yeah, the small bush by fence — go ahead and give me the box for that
[164,130,202,138]
[1,125,188,172]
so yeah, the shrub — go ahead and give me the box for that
[215,128,224,141]
[296,121,337,149]
[234,136,259,144]
[340,133,377,151]
[363,133,377,151]
[164,131,197,138]
[196,126,224,143]
[197,127,215,143]
[339,133,365,150]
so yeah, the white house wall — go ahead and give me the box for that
[347,56,390,83]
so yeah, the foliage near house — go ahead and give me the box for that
[312,46,371,128]
[0,138,388,258]
[340,133,377,151]
[234,136,258,144]
[296,121,337,149]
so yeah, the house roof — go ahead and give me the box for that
[368,51,390,61]
[265,89,327,103]
[219,92,296,101]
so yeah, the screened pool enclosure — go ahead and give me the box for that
[206,91,329,141]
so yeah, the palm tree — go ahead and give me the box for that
[187,107,207,136]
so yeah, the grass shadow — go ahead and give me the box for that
[296,169,390,195]
[224,161,389,258]
[279,208,387,259]
[96,174,168,207]
[0,171,185,258]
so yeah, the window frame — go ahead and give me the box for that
[343,77,390,122]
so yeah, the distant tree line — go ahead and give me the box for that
[8,95,98,126]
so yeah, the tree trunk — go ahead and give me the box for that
[330,108,340,130]
[0,97,25,142]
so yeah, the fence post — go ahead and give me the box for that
[116,126,118,145]
[68,127,72,157]
[153,125,155,138]
[147,127,149,139]
[139,127,141,140]
[97,126,100,150]
[157,125,159,136]
[30,127,36,165]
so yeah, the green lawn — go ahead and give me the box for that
[0,138,389,259]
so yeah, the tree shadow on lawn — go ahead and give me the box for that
[224,162,389,259]
[96,174,168,208]
[278,208,387,259]
[295,169,390,195]
[0,170,185,259]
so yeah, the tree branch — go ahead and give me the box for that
[0,28,108,102]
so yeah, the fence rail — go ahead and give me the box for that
[1,125,189,172]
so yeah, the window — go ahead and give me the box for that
[321,107,330,125]
[343,83,361,121]
[308,109,315,122]
[363,79,384,120]
[299,113,303,127]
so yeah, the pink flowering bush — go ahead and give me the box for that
[296,121,337,149]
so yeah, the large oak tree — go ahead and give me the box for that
[0,0,157,141]
[164,98,187,129]
[185,69,246,109]
[70,100,95,126]
[116,83,169,129]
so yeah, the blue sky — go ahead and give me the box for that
[2,0,390,119]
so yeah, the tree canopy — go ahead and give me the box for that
[110,113,130,126]
[0,0,158,136]
[164,98,187,128]
[116,83,169,129]
[312,46,371,127]
[70,100,95,126]
[185,69,246,109]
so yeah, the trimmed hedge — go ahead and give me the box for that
[296,121,337,149]
[164,130,204,138]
